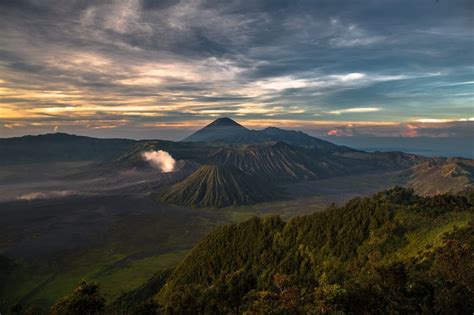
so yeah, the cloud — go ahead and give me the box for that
[323,120,474,138]
[328,107,382,115]
[329,20,385,48]
[331,73,366,82]
[445,81,474,86]
[4,123,24,129]
[415,118,453,123]
[415,117,474,123]
[400,124,419,137]
[254,76,313,91]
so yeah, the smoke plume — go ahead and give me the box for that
[142,150,176,172]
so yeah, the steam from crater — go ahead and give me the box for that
[142,150,176,172]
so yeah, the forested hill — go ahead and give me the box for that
[41,187,474,314]
[153,187,474,314]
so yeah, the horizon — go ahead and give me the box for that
[1,0,473,143]
[3,116,472,158]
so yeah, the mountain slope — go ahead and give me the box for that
[155,165,279,208]
[403,158,474,195]
[208,141,334,180]
[154,187,474,313]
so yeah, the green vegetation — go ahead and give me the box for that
[0,204,218,309]
[1,250,188,313]
[149,187,472,313]
[50,281,105,315]
[110,269,171,314]
[156,165,281,208]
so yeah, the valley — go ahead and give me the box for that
[0,163,399,306]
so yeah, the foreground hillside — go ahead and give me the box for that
[153,187,473,314]
[41,187,473,314]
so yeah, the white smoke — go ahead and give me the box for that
[142,150,176,172]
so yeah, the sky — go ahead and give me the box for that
[0,0,473,142]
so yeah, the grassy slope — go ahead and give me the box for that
[3,246,189,307]
[390,210,471,259]
[1,205,220,307]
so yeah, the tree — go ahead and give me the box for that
[50,281,105,315]
[24,305,44,315]
[6,303,22,315]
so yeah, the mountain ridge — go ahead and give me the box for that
[182,117,348,150]
[0,132,135,163]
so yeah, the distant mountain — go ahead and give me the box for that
[155,165,279,208]
[402,158,474,195]
[0,133,135,164]
[260,127,352,152]
[182,118,270,143]
[182,117,350,151]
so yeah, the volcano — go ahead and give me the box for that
[155,165,279,208]
[182,117,270,143]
